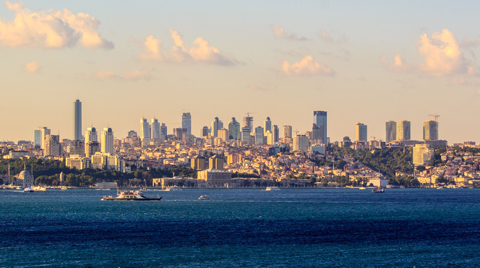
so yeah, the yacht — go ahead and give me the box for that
[266,186,280,191]
[198,195,210,200]
[372,187,385,193]
[102,186,162,201]
[23,187,34,193]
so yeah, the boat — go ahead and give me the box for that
[372,187,385,193]
[198,195,210,200]
[23,187,34,193]
[165,186,182,191]
[359,187,366,190]
[102,185,162,201]
[60,186,68,190]
[437,186,444,190]
[266,186,280,191]
[32,186,46,191]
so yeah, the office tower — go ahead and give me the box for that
[265,131,274,145]
[211,117,223,137]
[160,123,167,139]
[263,117,272,134]
[34,127,50,149]
[209,155,224,170]
[423,120,438,140]
[313,111,327,144]
[191,156,206,170]
[243,116,253,133]
[312,124,322,142]
[201,126,209,137]
[127,130,137,138]
[255,126,264,145]
[74,99,82,140]
[101,127,114,155]
[412,144,434,166]
[218,128,229,142]
[85,127,98,144]
[386,121,397,143]
[293,134,309,152]
[173,128,185,140]
[150,118,161,139]
[273,125,279,143]
[397,120,411,141]
[228,117,241,140]
[140,118,151,140]
[242,126,251,145]
[44,135,62,156]
[356,122,368,141]
[283,125,292,139]
[182,113,192,135]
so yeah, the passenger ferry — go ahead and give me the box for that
[102,186,162,201]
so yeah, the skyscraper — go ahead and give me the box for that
[386,121,397,143]
[218,128,229,142]
[255,126,264,145]
[140,118,151,140]
[211,117,223,137]
[313,111,327,144]
[228,117,241,140]
[160,123,167,139]
[397,120,411,141]
[85,127,98,143]
[423,120,438,140]
[34,127,50,149]
[263,117,272,134]
[243,116,253,133]
[45,135,62,156]
[151,118,161,139]
[283,125,292,139]
[182,113,192,135]
[242,126,251,145]
[201,126,209,137]
[273,125,279,143]
[74,99,82,140]
[101,127,114,155]
[356,122,367,141]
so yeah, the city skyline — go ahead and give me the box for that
[1,1,480,143]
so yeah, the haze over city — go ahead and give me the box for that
[1,0,480,143]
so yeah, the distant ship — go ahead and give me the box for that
[372,187,385,193]
[266,187,280,191]
[102,185,162,201]
[198,195,210,200]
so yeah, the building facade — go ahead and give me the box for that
[397,120,411,141]
[356,122,368,141]
[101,127,114,155]
[423,120,438,140]
[74,99,82,140]
[182,112,192,135]
[313,111,327,144]
[385,121,397,143]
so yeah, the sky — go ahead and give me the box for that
[1,0,480,144]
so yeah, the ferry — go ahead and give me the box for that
[198,195,210,200]
[266,186,280,191]
[372,187,385,193]
[102,186,162,201]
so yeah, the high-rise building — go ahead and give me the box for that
[201,126,209,137]
[243,116,253,133]
[283,125,292,139]
[140,118,151,140]
[423,120,438,140]
[293,134,309,152]
[413,144,434,166]
[85,141,100,158]
[265,131,274,145]
[255,126,264,145]
[313,111,327,144]
[218,128,229,142]
[160,123,167,140]
[34,127,50,149]
[45,135,62,156]
[85,127,98,144]
[228,117,241,140]
[242,127,251,145]
[182,113,192,135]
[101,127,114,155]
[263,117,272,134]
[151,118,161,139]
[273,125,279,143]
[173,128,186,140]
[397,120,411,141]
[74,99,82,140]
[68,140,85,157]
[211,117,223,137]
[386,121,397,143]
[356,122,368,141]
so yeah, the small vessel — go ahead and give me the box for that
[266,186,280,191]
[102,184,162,201]
[32,186,46,191]
[437,186,444,190]
[372,187,385,193]
[359,187,366,190]
[23,187,34,193]
[198,195,210,200]
[165,186,182,191]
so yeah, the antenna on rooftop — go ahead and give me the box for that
[427,114,440,122]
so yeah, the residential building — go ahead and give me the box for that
[191,156,206,170]
[218,128,229,142]
[397,120,411,140]
[293,134,309,152]
[209,155,224,170]
[45,135,62,156]
[283,125,292,139]
[101,127,114,155]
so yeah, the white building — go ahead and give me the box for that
[218,128,229,142]
[140,117,151,140]
[151,118,161,139]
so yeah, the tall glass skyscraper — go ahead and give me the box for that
[423,120,438,140]
[355,122,367,141]
[140,117,151,140]
[151,118,161,139]
[182,113,192,135]
[313,111,327,144]
[385,121,397,143]
[74,99,82,140]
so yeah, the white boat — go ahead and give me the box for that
[372,187,385,193]
[102,186,162,201]
[266,186,280,191]
[32,186,46,191]
[165,186,182,191]
[198,195,210,200]
[23,187,34,192]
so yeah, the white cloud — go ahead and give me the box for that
[380,54,410,72]
[271,25,308,41]
[23,61,40,73]
[140,30,238,66]
[282,56,334,77]
[0,0,113,49]
[318,30,348,44]
[95,70,151,81]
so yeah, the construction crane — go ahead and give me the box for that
[427,114,440,122]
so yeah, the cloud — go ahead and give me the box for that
[23,61,40,73]
[380,54,410,72]
[0,0,113,49]
[318,30,348,44]
[282,56,335,77]
[140,30,238,66]
[95,70,151,81]
[271,25,308,41]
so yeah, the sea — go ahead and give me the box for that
[1,188,479,267]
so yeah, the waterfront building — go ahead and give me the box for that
[273,125,279,143]
[45,135,62,156]
[151,118,161,139]
[423,120,438,140]
[356,122,367,141]
[15,170,34,188]
[397,120,411,140]
[101,127,114,155]
[228,117,241,140]
[197,169,232,188]
[74,99,82,140]
[218,128,229,142]
[211,117,223,137]
[386,121,396,143]
[243,116,253,133]
[313,111,327,144]
[293,134,309,152]
[34,127,50,149]
[140,118,151,140]
[263,117,272,134]
[182,112,192,135]
[283,125,292,139]
[412,144,434,166]
[242,126,251,145]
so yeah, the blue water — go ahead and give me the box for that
[1,189,480,267]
